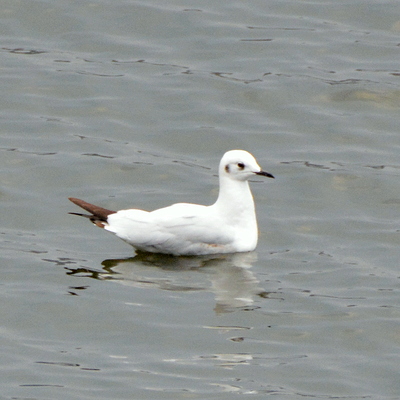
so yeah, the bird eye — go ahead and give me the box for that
[237,162,245,170]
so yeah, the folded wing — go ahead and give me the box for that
[106,203,234,255]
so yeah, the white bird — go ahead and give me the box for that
[69,150,274,256]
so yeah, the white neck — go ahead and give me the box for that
[213,176,256,223]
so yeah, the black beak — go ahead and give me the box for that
[255,170,275,179]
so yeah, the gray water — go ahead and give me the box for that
[1,1,400,399]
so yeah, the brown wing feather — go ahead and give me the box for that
[68,197,116,222]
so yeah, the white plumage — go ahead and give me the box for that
[69,150,274,256]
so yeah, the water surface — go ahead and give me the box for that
[1,1,400,399]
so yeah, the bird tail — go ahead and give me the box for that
[68,197,116,228]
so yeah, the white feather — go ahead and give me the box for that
[73,150,274,256]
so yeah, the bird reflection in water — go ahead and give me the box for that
[65,252,270,314]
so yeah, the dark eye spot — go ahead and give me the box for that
[237,162,245,170]
[225,165,230,173]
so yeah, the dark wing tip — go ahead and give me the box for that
[68,197,116,221]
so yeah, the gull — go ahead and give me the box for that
[69,150,274,256]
